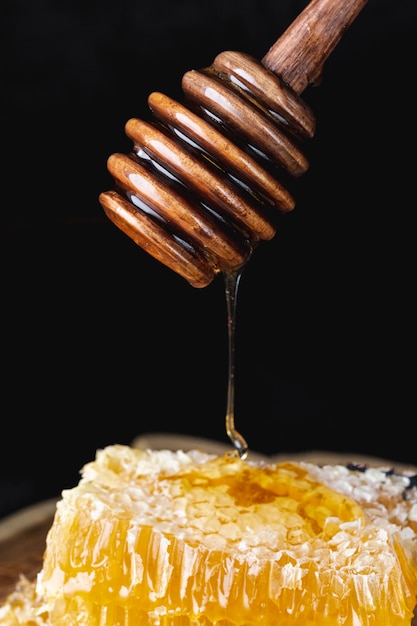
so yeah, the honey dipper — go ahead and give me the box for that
[99,0,367,288]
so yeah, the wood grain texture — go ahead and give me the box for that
[262,0,368,94]
[0,500,56,602]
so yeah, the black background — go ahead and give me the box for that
[2,0,416,518]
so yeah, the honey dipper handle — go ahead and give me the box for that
[262,0,368,95]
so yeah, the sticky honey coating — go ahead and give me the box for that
[1,445,417,626]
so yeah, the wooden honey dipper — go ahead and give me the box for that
[99,0,367,288]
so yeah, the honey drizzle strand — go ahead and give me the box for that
[224,268,248,459]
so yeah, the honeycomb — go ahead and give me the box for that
[1,445,416,625]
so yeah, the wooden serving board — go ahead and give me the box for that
[0,498,57,602]
[1,433,416,621]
